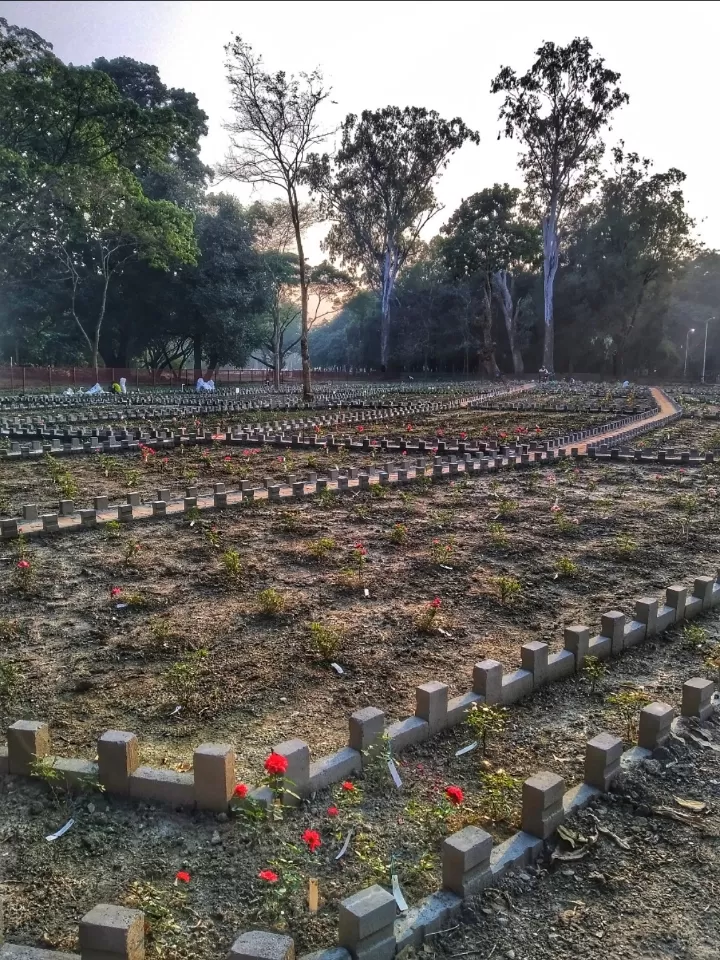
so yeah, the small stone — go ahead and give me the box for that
[652,745,673,764]
[506,952,516,960]
[518,872,532,882]
[497,915,509,926]
[216,812,229,824]
[561,869,575,877]
[210,831,222,845]
[642,759,662,776]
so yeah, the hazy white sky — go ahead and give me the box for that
[2,0,718,261]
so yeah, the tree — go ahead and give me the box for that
[305,106,479,371]
[441,185,540,374]
[492,38,628,372]
[41,167,197,375]
[222,37,331,401]
[560,147,695,375]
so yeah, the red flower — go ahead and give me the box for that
[327,806,339,817]
[459,432,467,440]
[302,829,322,852]
[341,781,355,792]
[258,869,279,883]
[430,597,441,609]
[436,429,444,437]
[264,752,288,776]
[223,455,232,462]
[176,871,191,883]
[445,785,464,806]
[242,449,252,456]
[110,586,122,598]
[234,783,248,798]
[406,423,414,432]
[16,559,30,571]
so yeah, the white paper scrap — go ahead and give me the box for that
[363,588,370,598]
[335,830,353,861]
[330,662,344,675]
[455,741,478,757]
[115,603,128,610]
[388,759,403,788]
[168,705,182,717]
[440,564,453,570]
[46,818,75,842]
[392,874,408,912]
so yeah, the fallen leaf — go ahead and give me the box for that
[596,825,631,850]
[551,846,590,862]
[557,824,579,848]
[674,797,708,813]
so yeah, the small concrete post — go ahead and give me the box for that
[7,720,50,775]
[349,707,385,766]
[338,884,396,960]
[601,611,626,655]
[79,904,145,960]
[214,492,228,508]
[681,677,715,721]
[584,733,622,791]
[564,625,590,670]
[521,641,549,687]
[638,702,674,750]
[521,771,565,839]
[97,731,139,795]
[79,509,97,528]
[22,504,39,521]
[635,598,658,638]
[273,739,310,806]
[228,931,295,960]
[693,576,715,610]
[126,492,141,507]
[58,499,74,516]
[472,659,503,704]
[117,504,133,523]
[156,489,170,503]
[41,513,60,532]
[415,681,448,733]
[183,497,198,511]
[666,585,688,622]
[442,825,493,897]
[194,743,235,811]
[152,501,167,518]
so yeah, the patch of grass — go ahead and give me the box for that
[308,622,343,660]
[258,588,285,616]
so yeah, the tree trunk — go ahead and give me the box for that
[492,270,524,375]
[273,325,281,389]
[480,283,501,378]
[289,187,312,402]
[193,335,203,381]
[380,249,394,373]
[542,209,559,374]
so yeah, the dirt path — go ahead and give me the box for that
[575,387,677,454]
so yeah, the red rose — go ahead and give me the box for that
[175,871,191,883]
[234,783,248,798]
[445,785,464,806]
[430,597,441,609]
[302,829,322,852]
[341,781,355,792]
[258,869,279,883]
[16,559,30,571]
[327,806,339,817]
[264,752,288,776]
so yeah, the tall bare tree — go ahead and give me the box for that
[492,38,628,373]
[221,38,331,401]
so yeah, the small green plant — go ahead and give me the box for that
[390,522,408,545]
[555,556,579,578]
[480,769,520,825]
[465,702,507,755]
[318,488,338,508]
[278,510,302,534]
[352,542,368,585]
[704,647,720,683]
[123,468,141,489]
[185,505,201,522]
[670,492,700,514]
[583,655,606,695]
[149,617,172,646]
[307,537,335,560]
[370,483,387,498]
[416,597,443,633]
[429,538,454,565]
[258,588,285,616]
[308,622,343,660]
[493,574,521,606]
[203,525,221,549]
[554,512,579,535]
[496,497,518,517]
[683,623,708,649]
[488,522,508,547]
[163,648,209,709]
[606,688,652,741]
[104,519,122,539]
[123,539,142,566]
[123,591,150,608]
[612,533,638,558]
[221,548,242,579]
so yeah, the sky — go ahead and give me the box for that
[2,0,719,261]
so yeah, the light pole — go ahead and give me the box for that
[701,317,716,384]
[684,328,695,379]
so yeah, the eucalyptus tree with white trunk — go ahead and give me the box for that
[304,106,479,372]
[491,38,628,373]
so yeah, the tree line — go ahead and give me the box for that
[1,19,717,395]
